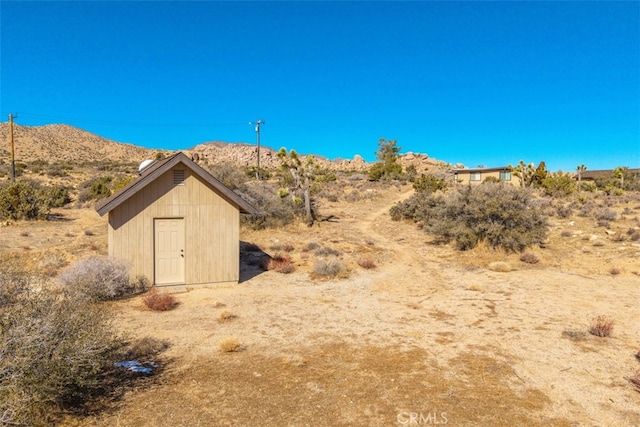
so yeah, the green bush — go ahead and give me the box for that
[0,180,53,220]
[391,183,548,252]
[368,138,403,181]
[541,172,576,197]
[413,173,447,193]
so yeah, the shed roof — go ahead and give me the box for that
[95,152,258,216]
[451,166,511,173]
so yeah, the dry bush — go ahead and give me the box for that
[219,338,243,353]
[125,336,170,360]
[589,316,615,337]
[84,229,94,236]
[595,208,617,221]
[357,257,377,269]
[218,310,238,322]
[560,230,573,238]
[143,287,178,311]
[0,288,124,426]
[628,230,640,241]
[271,243,294,252]
[312,258,346,278]
[609,267,621,276]
[261,254,295,274]
[58,257,139,301]
[519,252,540,264]
[597,219,610,228]
[592,239,605,247]
[314,246,341,257]
[488,261,512,272]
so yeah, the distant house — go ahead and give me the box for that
[96,152,258,286]
[452,166,516,186]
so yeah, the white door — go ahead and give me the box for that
[154,218,185,285]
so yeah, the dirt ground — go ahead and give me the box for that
[2,183,639,426]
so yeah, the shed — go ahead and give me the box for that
[96,152,258,286]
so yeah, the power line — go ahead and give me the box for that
[3,112,247,129]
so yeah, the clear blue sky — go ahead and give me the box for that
[1,1,638,171]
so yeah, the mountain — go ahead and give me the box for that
[0,123,448,172]
[0,123,158,163]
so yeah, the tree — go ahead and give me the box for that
[368,138,403,181]
[277,148,317,226]
[509,160,536,188]
[612,167,626,190]
[532,161,548,188]
[576,164,587,192]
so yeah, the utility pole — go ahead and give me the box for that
[8,114,17,182]
[251,120,265,180]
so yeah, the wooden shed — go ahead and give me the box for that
[96,152,258,286]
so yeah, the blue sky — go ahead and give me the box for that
[1,1,638,171]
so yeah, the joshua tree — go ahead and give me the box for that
[277,148,317,226]
[509,160,536,188]
[576,164,587,192]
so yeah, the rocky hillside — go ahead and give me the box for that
[0,122,449,173]
[0,123,159,163]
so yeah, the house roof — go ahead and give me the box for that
[451,166,511,173]
[95,152,258,216]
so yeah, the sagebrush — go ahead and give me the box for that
[390,183,548,252]
[59,257,144,301]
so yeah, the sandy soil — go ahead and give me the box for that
[2,183,639,426]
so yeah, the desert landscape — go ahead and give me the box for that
[1,124,639,426]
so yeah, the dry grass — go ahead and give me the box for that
[588,316,615,337]
[219,338,243,353]
[562,329,587,341]
[218,310,238,322]
[487,261,512,272]
[143,288,178,311]
[312,258,347,278]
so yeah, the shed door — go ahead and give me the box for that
[154,218,185,285]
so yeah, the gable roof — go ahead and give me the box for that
[95,152,258,216]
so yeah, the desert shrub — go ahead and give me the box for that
[391,183,548,252]
[595,208,617,221]
[609,267,621,276]
[262,254,295,273]
[597,219,610,228]
[111,175,135,193]
[0,288,123,426]
[314,246,341,257]
[78,176,113,202]
[588,315,615,337]
[519,252,540,264]
[58,257,138,301]
[555,204,573,219]
[0,180,54,220]
[413,173,446,193]
[208,162,250,191]
[541,172,576,197]
[488,261,512,272]
[46,185,72,208]
[312,258,345,278]
[560,230,573,237]
[218,310,238,322]
[237,181,306,229]
[124,336,170,360]
[357,257,377,269]
[0,257,30,307]
[143,287,178,311]
[578,201,595,217]
[219,338,243,353]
